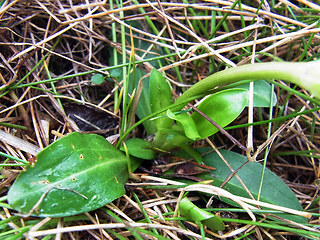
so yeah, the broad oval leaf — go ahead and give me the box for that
[191,89,248,139]
[91,73,105,84]
[8,132,129,217]
[196,148,307,223]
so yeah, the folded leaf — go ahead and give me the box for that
[166,109,201,140]
[179,197,225,231]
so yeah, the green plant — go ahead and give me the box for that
[8,60,320,228]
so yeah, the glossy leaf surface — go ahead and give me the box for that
[191,89,248,139]
[8,132,129,217]
[196,148,306,223]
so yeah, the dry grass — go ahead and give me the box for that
[1,0,320,239]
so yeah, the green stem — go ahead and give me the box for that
[175,61,320,109]
[153,61,320,150]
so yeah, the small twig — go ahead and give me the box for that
[246,27,259,159]
[21,187,54,218]
[0,130,41,156]
[205,139,255,202]
[20,186,88,218]
[252,121,291,161]
[296,0,320,11]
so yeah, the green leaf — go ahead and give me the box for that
[91,73,105,84]
[109,68,122,78]
[166,109,201,140]
[196,148,307,223]
[8,132,129,217]
[115,67,156,135]
[134,69,157,135]
[179,197,225,231]
[177,143,202,164]
[149,69,173,131]
[121,138,156,160]
[232,80,277,107]
[108,22,166,134]
[191,89,248,139]
[149,69,172,113]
